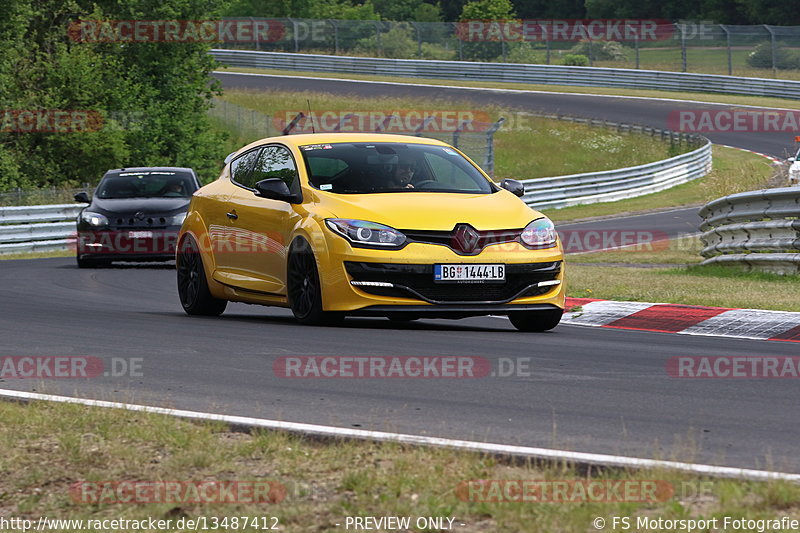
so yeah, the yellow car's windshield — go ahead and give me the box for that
[300,142,495,194]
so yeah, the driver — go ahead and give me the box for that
[390,158,416,189]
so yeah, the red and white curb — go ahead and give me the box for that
[563,298,800,342]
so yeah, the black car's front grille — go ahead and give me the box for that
[111,215,169,229]
[345,261,561,304]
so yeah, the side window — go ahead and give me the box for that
[252,145,299,192]
[230,149,261,189]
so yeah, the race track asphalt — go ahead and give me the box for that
[0,74,794,473]
[0,257,797,472]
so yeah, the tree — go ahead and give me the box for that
[460,0,516,20]
[373,0,442,21]
[0,0,227,189]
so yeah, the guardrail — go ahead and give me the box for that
[1,116,712,254]
[699,187,800,274]
[0,204,80,255]
[211,49,800,99]
[524,136,712,210]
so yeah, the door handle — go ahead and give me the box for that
[226,211,238,220]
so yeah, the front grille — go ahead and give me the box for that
[345,261,561,304]
[111,215,168,229]
[401,227,522,255]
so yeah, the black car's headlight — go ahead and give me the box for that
[520,217,557,249]
[80,211,109,228]
[167,212,187,226]
[325,219,406,249]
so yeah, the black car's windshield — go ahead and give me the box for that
[96,171,197,199]
[300,142,494,194]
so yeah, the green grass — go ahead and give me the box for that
[0,250,72,261]
[565,235,800,311]
[2,400,799,533]
[219,89,689,179]
[217,65,800,110]
[546,145,775,222]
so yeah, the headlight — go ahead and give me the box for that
[80,211,109,227]
[520,217,557,248]
[168,212,187,226]
[325,219,406,249]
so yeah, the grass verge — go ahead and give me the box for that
[218,89,687,179]
[217,65,800,111]
[0,250,72,261]
[2,399,799,533]
[546,145,775,222]
[566,236,800,311]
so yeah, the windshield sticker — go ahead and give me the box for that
[301,144,333,151]
[442,148,457,155]
[119,171,176,176]
[320,184,333,191]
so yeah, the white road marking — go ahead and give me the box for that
[1,388,798,482]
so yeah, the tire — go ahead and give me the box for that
[176,235,227,316]
[76,256,108,268]
[287,239,343,326]
[509,309,563,332]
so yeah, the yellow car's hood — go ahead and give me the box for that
[317,190,545,231]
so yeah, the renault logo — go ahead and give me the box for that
[451,224,480,254]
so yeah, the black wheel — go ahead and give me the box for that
[509,309,563,332]
[177,236,227,316]
[287,239,343,326]
[76,256,108,268]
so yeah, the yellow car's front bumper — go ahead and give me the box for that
[316,234,565,315]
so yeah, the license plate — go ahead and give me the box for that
[128,231,153,239]
[434,264,505,283]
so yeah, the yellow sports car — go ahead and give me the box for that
[176,133,565,331]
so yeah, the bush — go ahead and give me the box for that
[746,42,800,70]
[562,54,589,66]
[507,42,545,64]
[355,24,415,58]
[569,40,628,61]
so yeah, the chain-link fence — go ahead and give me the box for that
[216,18,800,79]
[0,186,92,207]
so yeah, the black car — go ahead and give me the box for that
[74,167,201,267]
